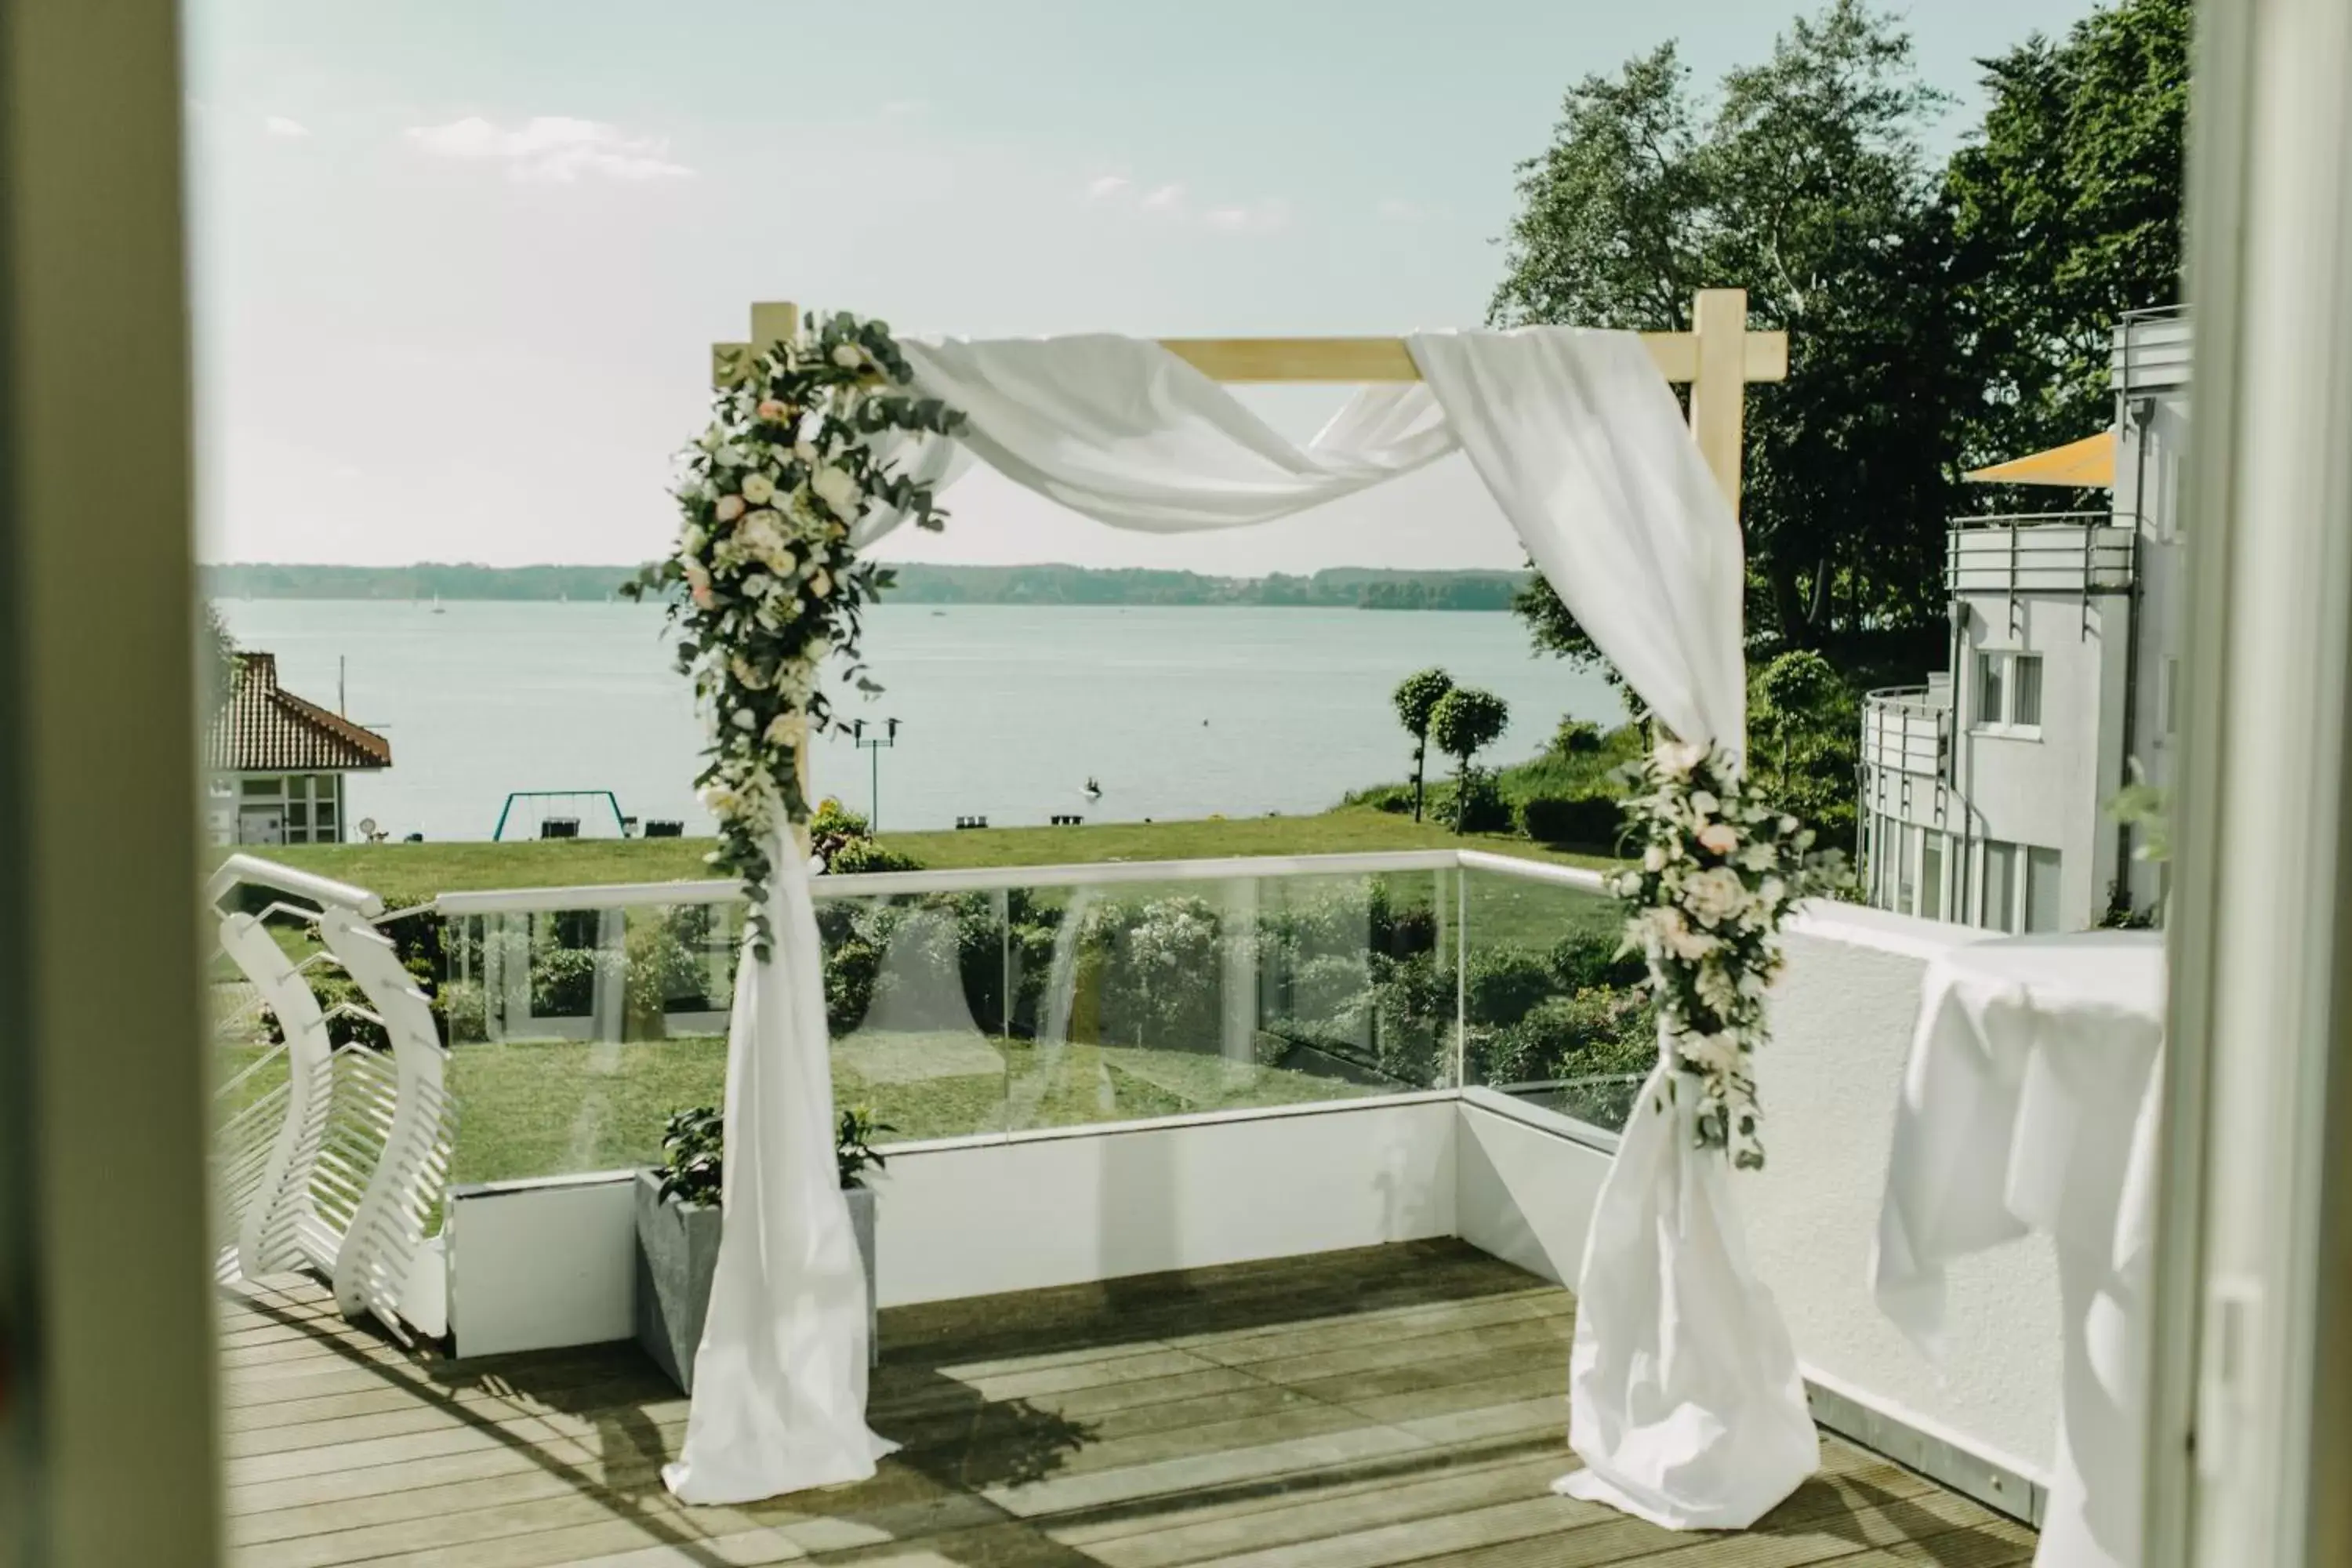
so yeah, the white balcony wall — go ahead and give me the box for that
[1753,902,2057,1477]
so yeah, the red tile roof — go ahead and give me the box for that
[206,652,392,774]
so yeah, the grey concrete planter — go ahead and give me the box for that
[634,1171,879,1394]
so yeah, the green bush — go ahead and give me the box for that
[1552,717,1606,755]
[436,978,487,1044]
[1450,768,1512,833]
[825,937,882,1034]
[1548,930,1646,993]
[828,837,924,875]
[1464,946,1555,1029]
[1288,951,1374,1025]
[530,946,605,1017]
[1519,793,1624,848]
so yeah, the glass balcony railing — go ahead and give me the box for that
[415,849,1648,1185]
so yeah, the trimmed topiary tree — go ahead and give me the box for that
[1428,686,1510,834]
[1392,668,1455,824]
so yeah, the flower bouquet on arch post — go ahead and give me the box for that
[1610,735,1850,1169]
[625,311,964,957]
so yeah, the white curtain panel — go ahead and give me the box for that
[681,327,1812,1523]
[663,844,895,1504]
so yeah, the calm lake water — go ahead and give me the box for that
[213,600,1622,841]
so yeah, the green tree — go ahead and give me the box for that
[1744,648,1860,852]
[1945,0,2190,463]
[1428,688,1511,835]
[203,604,238,710]
[1392,668,1455,823]
[1494,2,1964,682]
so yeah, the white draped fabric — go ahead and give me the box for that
[1874,932,2165,1568]
[662,848,895,1504]
[673,326,1810,1525]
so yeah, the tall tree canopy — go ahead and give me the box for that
[1494,1,1962,685]
[1496,0,2188,698]
[1945,0,2192,459]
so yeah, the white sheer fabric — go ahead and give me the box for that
[663,845,895,1504]
[681,328,1807,1523]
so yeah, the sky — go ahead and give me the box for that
[185,0,2103,576]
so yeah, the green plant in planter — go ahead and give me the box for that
[837,1104,895,1189]
[655,1102,897,1207]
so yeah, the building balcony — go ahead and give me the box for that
[1946,513,2137,598]
[209,851,2051,1565]
[1862,685,1950,779]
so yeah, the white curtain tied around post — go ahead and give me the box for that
[672,325,1815,1525]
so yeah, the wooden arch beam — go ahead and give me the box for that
[715,289,1784,519]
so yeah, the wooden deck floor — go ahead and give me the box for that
[217,1240,2034,1568]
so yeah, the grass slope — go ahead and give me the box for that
[227,804,1613,897]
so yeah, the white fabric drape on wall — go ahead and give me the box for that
[680,327,1810,1524]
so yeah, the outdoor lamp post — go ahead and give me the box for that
[852,717,900,831]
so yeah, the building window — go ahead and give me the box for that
[2025,846,2063,932]
[2011,656,2043,727]
[241,775,281,797]
[1976,652,2004,729]
[1920,834,1945,921]
[1974,652,2044,733]
[1983,840,2019,933]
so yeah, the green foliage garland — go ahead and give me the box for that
[630,313,964,957]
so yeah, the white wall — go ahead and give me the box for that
[1453,1091,1611,1286]
[1758,905,2060,1478]
[873,1097,1457,1306]
[444,1095,1458,1354]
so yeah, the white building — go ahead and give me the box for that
[1859,309,2189,931]
[202,650,393,845]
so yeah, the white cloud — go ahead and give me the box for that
[401,116,693,183]
[1375,196,1423,222]
[1140,182,1186,213]
[264,115,311,139]
[1084,173,1131,201]
[1204,198,1290,234]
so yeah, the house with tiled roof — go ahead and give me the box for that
[204,651,392,845]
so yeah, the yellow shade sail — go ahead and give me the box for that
[1963,430,2115,488]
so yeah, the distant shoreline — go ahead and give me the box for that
[202,561,1532,612]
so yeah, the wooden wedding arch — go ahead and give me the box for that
[709,289,1788,809]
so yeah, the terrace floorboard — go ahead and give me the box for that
[219,1240,2034,1568]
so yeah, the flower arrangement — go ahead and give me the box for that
[630,313,964,956]
[1612,737,1847,1169]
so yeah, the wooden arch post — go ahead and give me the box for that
[710,289,1786,809]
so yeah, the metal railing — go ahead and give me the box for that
[1861,687,1949,778]
[209,854,453,1342]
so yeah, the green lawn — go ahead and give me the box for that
[225,804,1614,898]
[221,1028,1392,1188]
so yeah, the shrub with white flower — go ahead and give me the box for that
[630,312,964,956]
[1613,737,1848,1169]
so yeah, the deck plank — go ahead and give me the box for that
[220,1242,2033,1568]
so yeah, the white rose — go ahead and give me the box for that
[1698,822,1740,856]
[831,343,863,369]
[740,472,775,505]
[764,711,808,748]
[1758,875,1788,909]
[808,568,832,599]
[1738,843,1777,872]
[680,524,707,556]
[1690,790,1720,818]
[793,437,819,464]
[731,708,757,731]
[1777,815,1799,836]
[1682,866,1747,927]
[1678,1031,1742,1076]
[1642,844,1666,873]
[809,464,863,523]
[713,444,747,469]
[698,782,743,817]
[730,655,771,691]
[1667,925,1719,963]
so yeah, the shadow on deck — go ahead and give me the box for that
[216,1239,2034,1568]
